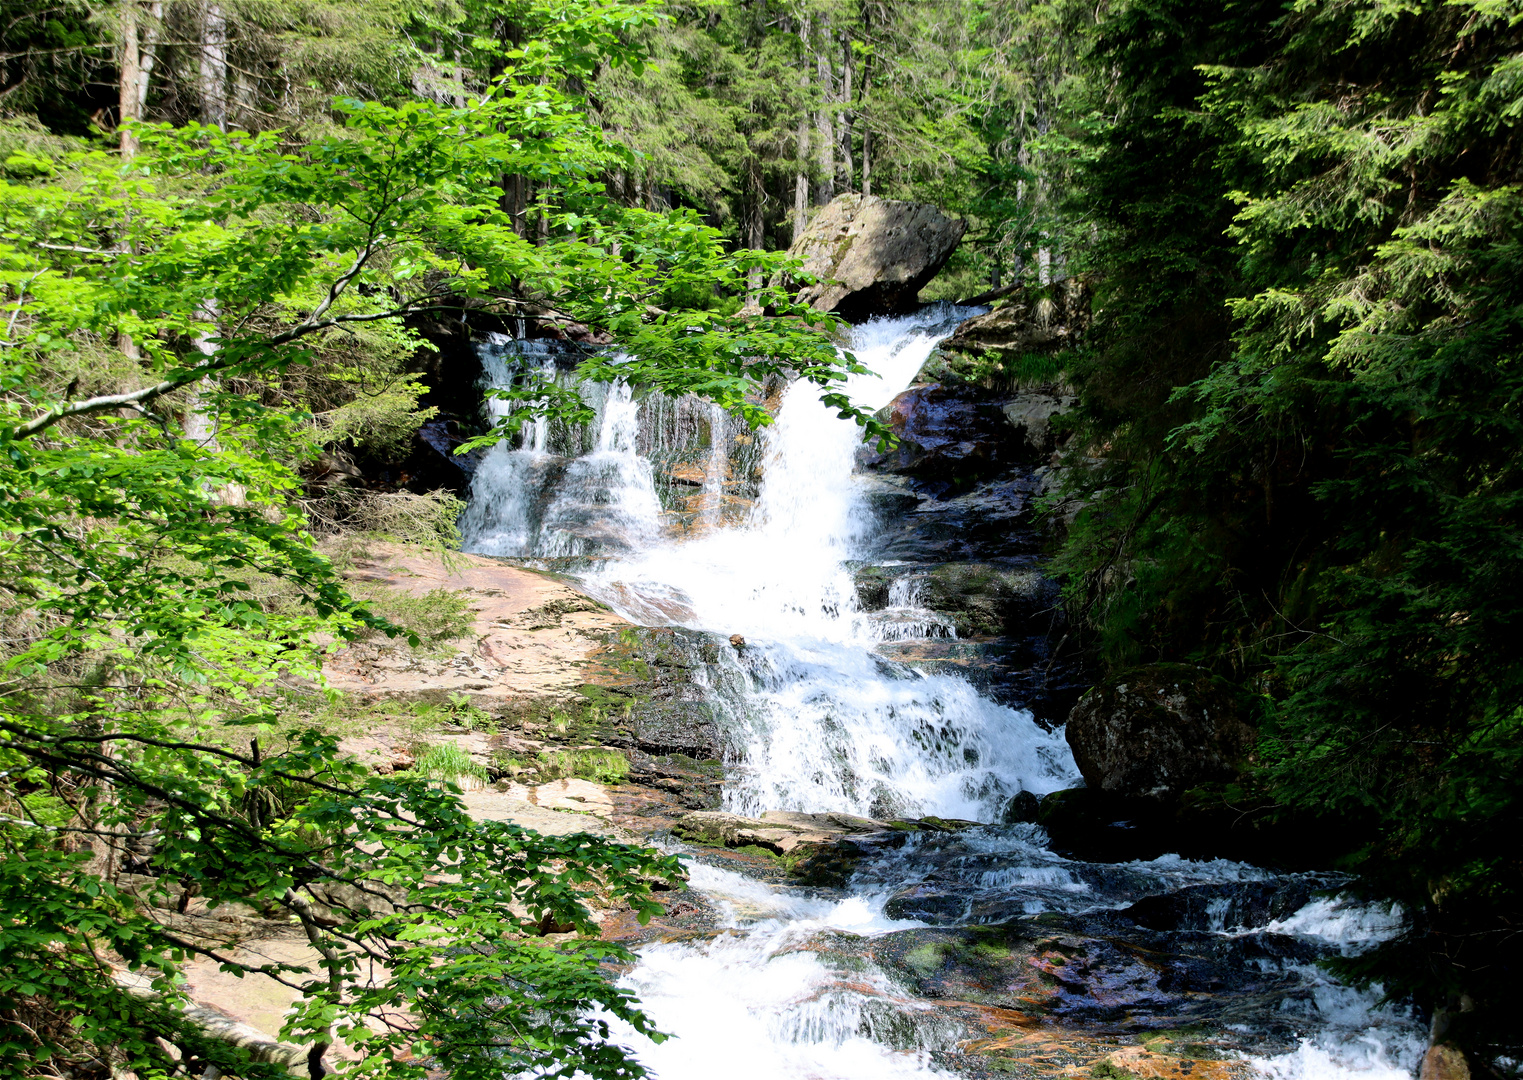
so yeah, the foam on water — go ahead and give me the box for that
[1245,972,1424,1080]
[464,307,1077,823]
[597,857,955,1080]
[1266,895,1407,952]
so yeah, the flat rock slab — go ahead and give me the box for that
[324,542,628,709]
[673,809,892,855]
[463,778,626,837]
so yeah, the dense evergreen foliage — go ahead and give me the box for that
[1057,0,1523,1060]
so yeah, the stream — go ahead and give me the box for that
[459,308,1427,1080]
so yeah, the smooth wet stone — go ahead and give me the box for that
[1121,880,1326,933]
[847,916,1335,1051]
[586,625,743,757]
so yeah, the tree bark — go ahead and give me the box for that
[838,30,854,192]
[814,16,835,205]
[857,6,873,199]
[744,154,765,294]
[793,15,812,243]
[118,4,140,158]
[118,1,163,159]
[200,2,227,130]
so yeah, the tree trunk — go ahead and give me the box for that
[744,156,765,251]
[861,126,872,198]
[118,4,141,158]
[504,173,527,237]
[200,2,227,130]
[118,2,163,159]
[838,30,854,192]
[793,16,812,243]
[857,9,873,199]
[745,154,765,294]
[814,16,835,205]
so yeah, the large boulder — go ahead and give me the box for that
[859,383,1012,481]
[788,194,965,319]
[1064,664,1256,802]
[936,279,1090,369]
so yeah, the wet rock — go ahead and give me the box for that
[860,383,1013,482]
[586,626,746,757]
[632,701,725,758]
[1002,790,1040,824]
[1036,783,1345,867]
[933,280,1091,374]
[1422,1043,1470,1080]
[1036,786,1172,863]
[787,193,966,320]
[918,561,1058,637]
[884,885,969,922]
[627,752,724,810]
[871,470,1042,559]
[851,560,1056,633]
[1066,664,1256,802]
[863,915,1331,1042]
[1121,880,1323,933]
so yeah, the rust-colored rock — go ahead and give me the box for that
[1422,1043,1470,1080]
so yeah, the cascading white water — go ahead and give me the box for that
[463,308,1077,820]
[461,343,662,558]
[461,309,1426,1080]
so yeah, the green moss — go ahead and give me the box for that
[536,747,630,784]
[903,942,947,975]
[353,586,474,647]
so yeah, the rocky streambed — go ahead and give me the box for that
[335,300,1418,1080]
[212,292,1424,1080]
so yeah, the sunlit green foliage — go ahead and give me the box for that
[0,2,878,1075]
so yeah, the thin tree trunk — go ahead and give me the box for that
[861,127,872,198]
[118,4,141,158]
[815,16,835,205]
[119,1,163,158]
[838,30,854,192]
[857,9,873,199]
[119,1,162,356]
[505,174,527,237]
[793,15,812,242]
[200,2,227,130]
[745,154,765,295]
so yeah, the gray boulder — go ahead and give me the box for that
[1065,664,1256,801]
[937,279,1090,366]
[788,194,965,319]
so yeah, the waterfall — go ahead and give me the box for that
[463,307,1076,821]
[461,310,1426,1080]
